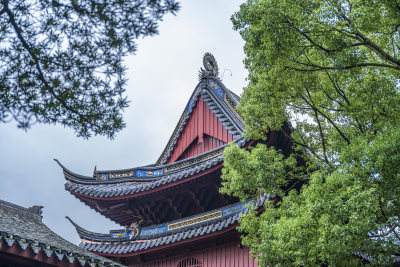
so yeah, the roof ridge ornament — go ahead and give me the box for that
[27,205,44,216]
[198,52,219,80]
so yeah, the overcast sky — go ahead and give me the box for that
[0,1,248,244]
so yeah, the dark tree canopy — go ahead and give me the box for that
[0,0,179,138]
[221,0,400,266]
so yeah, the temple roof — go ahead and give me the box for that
[59,58,249,204]
[0,199,123,267]
[57,74,245,188]
[156,77,244,165]
[62,138,247,200]
[68,195,267,256]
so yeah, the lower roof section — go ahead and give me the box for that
[0,199,123,267]
[70,195,268,257]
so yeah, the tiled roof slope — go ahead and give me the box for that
[0,199,124,267]
[69,196,267,256]
[63,139,246,199]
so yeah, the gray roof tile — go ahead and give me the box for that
[0,200,123,267]
[71,196,268,256]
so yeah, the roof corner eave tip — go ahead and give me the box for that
[54,159,95,182]
[65,216,94,240]
[65,216,86,236]
[53,158,65,169]
[65,215,78,227]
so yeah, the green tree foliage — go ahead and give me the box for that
[0,0,179,138]
[221,0,400,265]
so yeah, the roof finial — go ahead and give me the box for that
[198,52,219,80]
[27,205,43,216]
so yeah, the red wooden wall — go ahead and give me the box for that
[167,98,234,163]
[131,242,258,267]
[176,136,226,161]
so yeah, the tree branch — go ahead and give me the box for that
[301,90,351,145]
[3,2,90,126]
[316,106,351,145]
[324,70,351,106]
[368,222,400,238]
[280,123,325,163]
[373,196,400,241]
[302,89,329,164]
[287,62,400,72]
[287,22,366,53]
[326,0,400,67]
[355,30,400,67]
[287,23,334,53]
[287,104,312,111]
[0,0,6,16]
[321,87,346,109]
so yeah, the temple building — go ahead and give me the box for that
[57,53,292,267]
[0,199,122,267]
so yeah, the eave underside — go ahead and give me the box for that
[72,169,238,226]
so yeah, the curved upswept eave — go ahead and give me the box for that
[64,155,224,200]
[80,199,267,257]
[62,138,250,200]
[60,136,247,183]
[59,73,249,203]
[54,159,95,182]
[68,196,267,248]
[66,216,112,242]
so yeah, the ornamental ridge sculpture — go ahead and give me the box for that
[120,219,143,240]
[198,52,219,80]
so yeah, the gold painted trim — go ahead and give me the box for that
[167,211,222,231]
